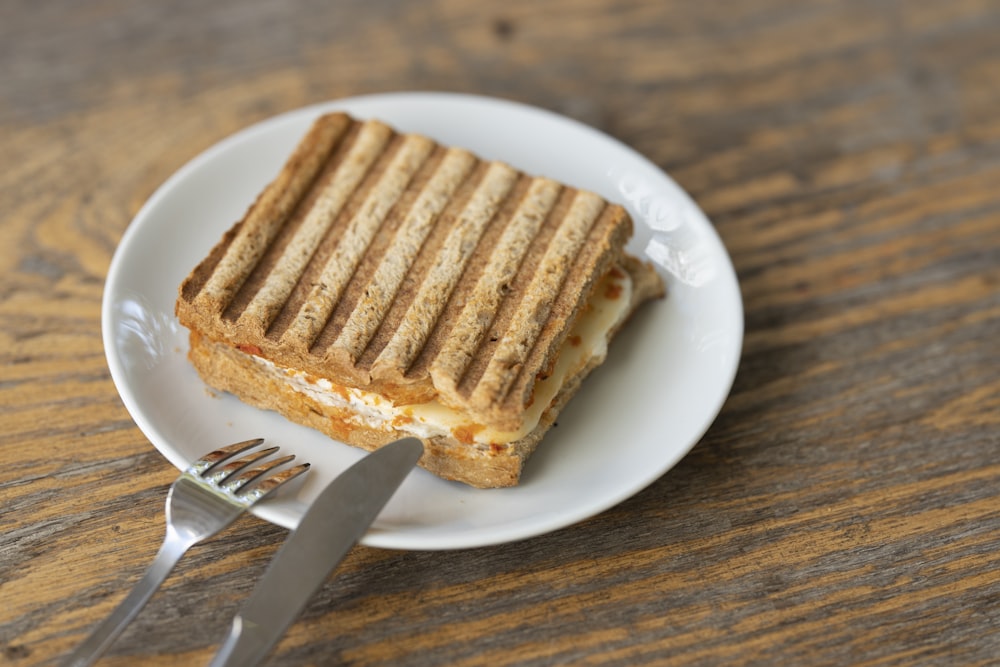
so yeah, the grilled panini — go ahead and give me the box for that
[177,112,664,487]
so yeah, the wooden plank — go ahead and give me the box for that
[2,0,998,664]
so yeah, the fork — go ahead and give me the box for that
[64,438,310,667]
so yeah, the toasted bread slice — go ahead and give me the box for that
[176,112,665,486]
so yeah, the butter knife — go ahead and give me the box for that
[209,437,423,667]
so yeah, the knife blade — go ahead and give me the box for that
[209,437,423,667]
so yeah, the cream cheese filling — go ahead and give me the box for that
[253,266,633,445]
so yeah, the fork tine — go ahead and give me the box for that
[206,446,280,484]
[223,454,295,493]
[228,460,311,501]
[189,438,266,475]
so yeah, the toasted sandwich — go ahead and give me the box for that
[176,112,665,487]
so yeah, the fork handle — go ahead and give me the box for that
[63,535,191,667]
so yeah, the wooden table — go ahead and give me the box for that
[4,1,999,664]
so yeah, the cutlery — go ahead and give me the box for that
[64,439,309,667]
[209,437,423,667]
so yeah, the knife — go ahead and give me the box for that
[209,437,423,667]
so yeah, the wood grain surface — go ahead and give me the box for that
[3,0,999,665]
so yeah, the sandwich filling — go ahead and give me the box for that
[245,265,633,446]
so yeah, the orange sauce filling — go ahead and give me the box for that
[452,423,486,445]
[392,414,414,428]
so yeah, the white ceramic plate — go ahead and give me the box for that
[102,92,743,550]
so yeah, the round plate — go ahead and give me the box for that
[102,92,743,550]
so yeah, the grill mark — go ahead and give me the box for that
[426,176,563,396]
[283,133,436,350]
[263,131,398,343]
[404,174,535,386]
[314,145,450,355]
[189,114,351,311]
[221,121,364,324]
[470,190,607,412]
[227,120,394,334]
[316,146,477,365]
[354,160,492,373]
[180,222,241,303]
[453,185,578,399]
[369,161,519,379]
[500,202,630,416]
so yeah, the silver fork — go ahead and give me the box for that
[64,438,310,667]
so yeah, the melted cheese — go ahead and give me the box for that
[255,267,633,445]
